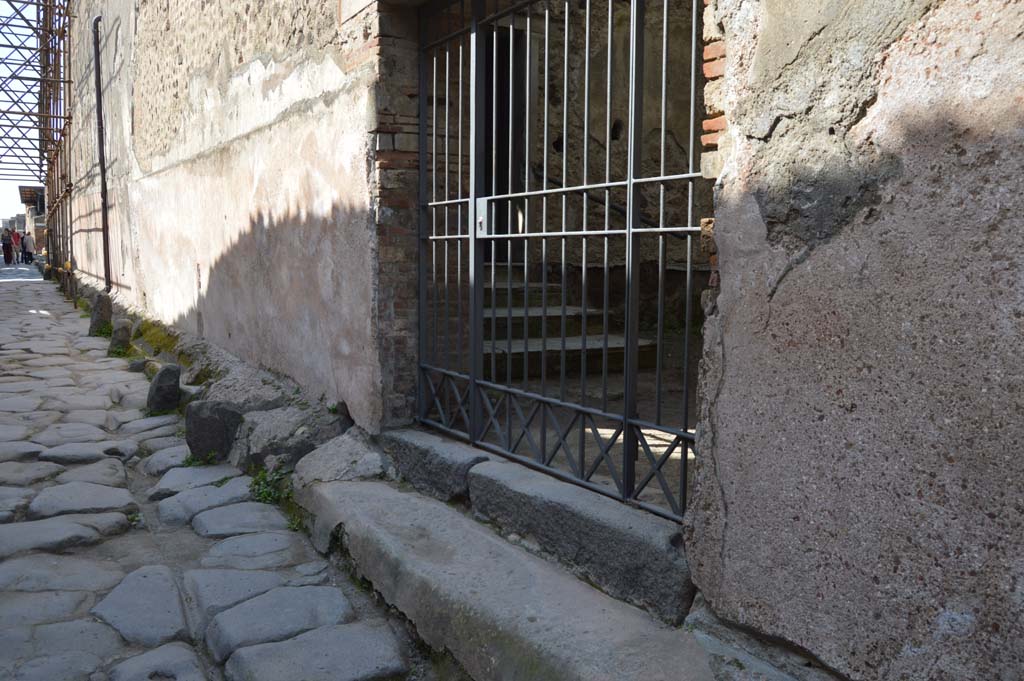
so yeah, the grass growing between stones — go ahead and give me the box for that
[134,319,180,355]
[249,468,292,505]
[93,321,112,338]
[183,451,218,467]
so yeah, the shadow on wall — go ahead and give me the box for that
[687,99,1024,680]
[157,201,403,432]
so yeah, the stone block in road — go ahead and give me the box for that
[142,444,190,477]
[37,442,110,464]
[184,568,285,635]
[92,565,188,647]
[27,482,138,519]
[55,458,126,487]
[119,414,180,435]
[109,642,206,681]
[146,464,242,501]
[0,515,124,558]
[0,553,124,592]
[200,531,320,570]
[206,585,355,662]
[224,622,409,681]
[158,476,252,526]
[109,318,133,354]
[147,364,183,413]
[192,502,290,538]
[0,460,64,486]
[185,400,244,464]
[30,422,109,447]
[0,440,45,462]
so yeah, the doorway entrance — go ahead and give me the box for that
[417,0,709,520]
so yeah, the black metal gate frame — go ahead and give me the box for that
[417,0,701,521]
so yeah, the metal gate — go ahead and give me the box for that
[417,0,706,521]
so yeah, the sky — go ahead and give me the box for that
[0,3,42,222]
[0,181,28,219]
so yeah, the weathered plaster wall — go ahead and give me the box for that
[69,1,420,431]
[685,1,1023,680]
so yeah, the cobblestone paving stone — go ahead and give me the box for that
[0,270,413,681]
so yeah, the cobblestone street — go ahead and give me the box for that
[0,270,414,681]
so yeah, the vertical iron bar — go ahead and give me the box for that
[469,0,487,442]
[417,10,430,422]
[522,10,531,393]
[601,0,612,413]
[506,18,514,450]
[92,16,110,293]
[622,0,646,500]
[578,0,591,479]
[540,0,550,461]
[655,0,668,424]
[558,0,568,403]
[680,0,699,511]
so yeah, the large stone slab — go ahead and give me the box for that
[0,590,89,627]
[0,554,124,592]
[192,502,289,538]
[229,405,345,472]
[11,651,104,681]
[377,428,490,501]
[62,409,111,427]
[109,643,206,681]
[142,445,190,477]
[147,465,242,501]
[38,442,111,464]
[185,400,244,463]
[33,619,126,662]
[200,531,320,570]
[55,458,127,487]
[0,485,33,519]
[0,460,64,486]
[224,622,408,681]
[206,585,354,662]
[0,514,126,558]
[158,476,252,526]
[292,427,385,490]
[30,423,109,447]
[92,565,188,647]
[0,395,42,412]
[183,568,285,635]
[119,414,180,435]
[0,440,44,462]
[468,460,694,623]
[27,482,137,519]
[303,481,713,681]
[142,436,187,454]
[147,364,183,413]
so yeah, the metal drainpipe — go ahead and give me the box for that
[93,16,112,293]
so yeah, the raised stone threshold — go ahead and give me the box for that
[377,428,694,624]
[299,479,715,681]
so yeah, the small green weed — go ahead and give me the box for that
[184,451,218,467]
[211,476,233,488]
[327,403,340,415]
[286,512,305,532]
[249,468,292,505]
[108,346,131,358]
[94,321,112,338]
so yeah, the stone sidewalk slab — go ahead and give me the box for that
[28,482,137,519]
[92,565,188,647]
[224,622,408,681]
[192,502,289,538]
[206,585,354,662]
[147,465,242,501]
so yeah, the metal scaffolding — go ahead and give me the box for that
[0,0,73,292]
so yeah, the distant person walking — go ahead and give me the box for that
[1,229,12,266]
[11,230,20,263]
[21,232,34,264]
